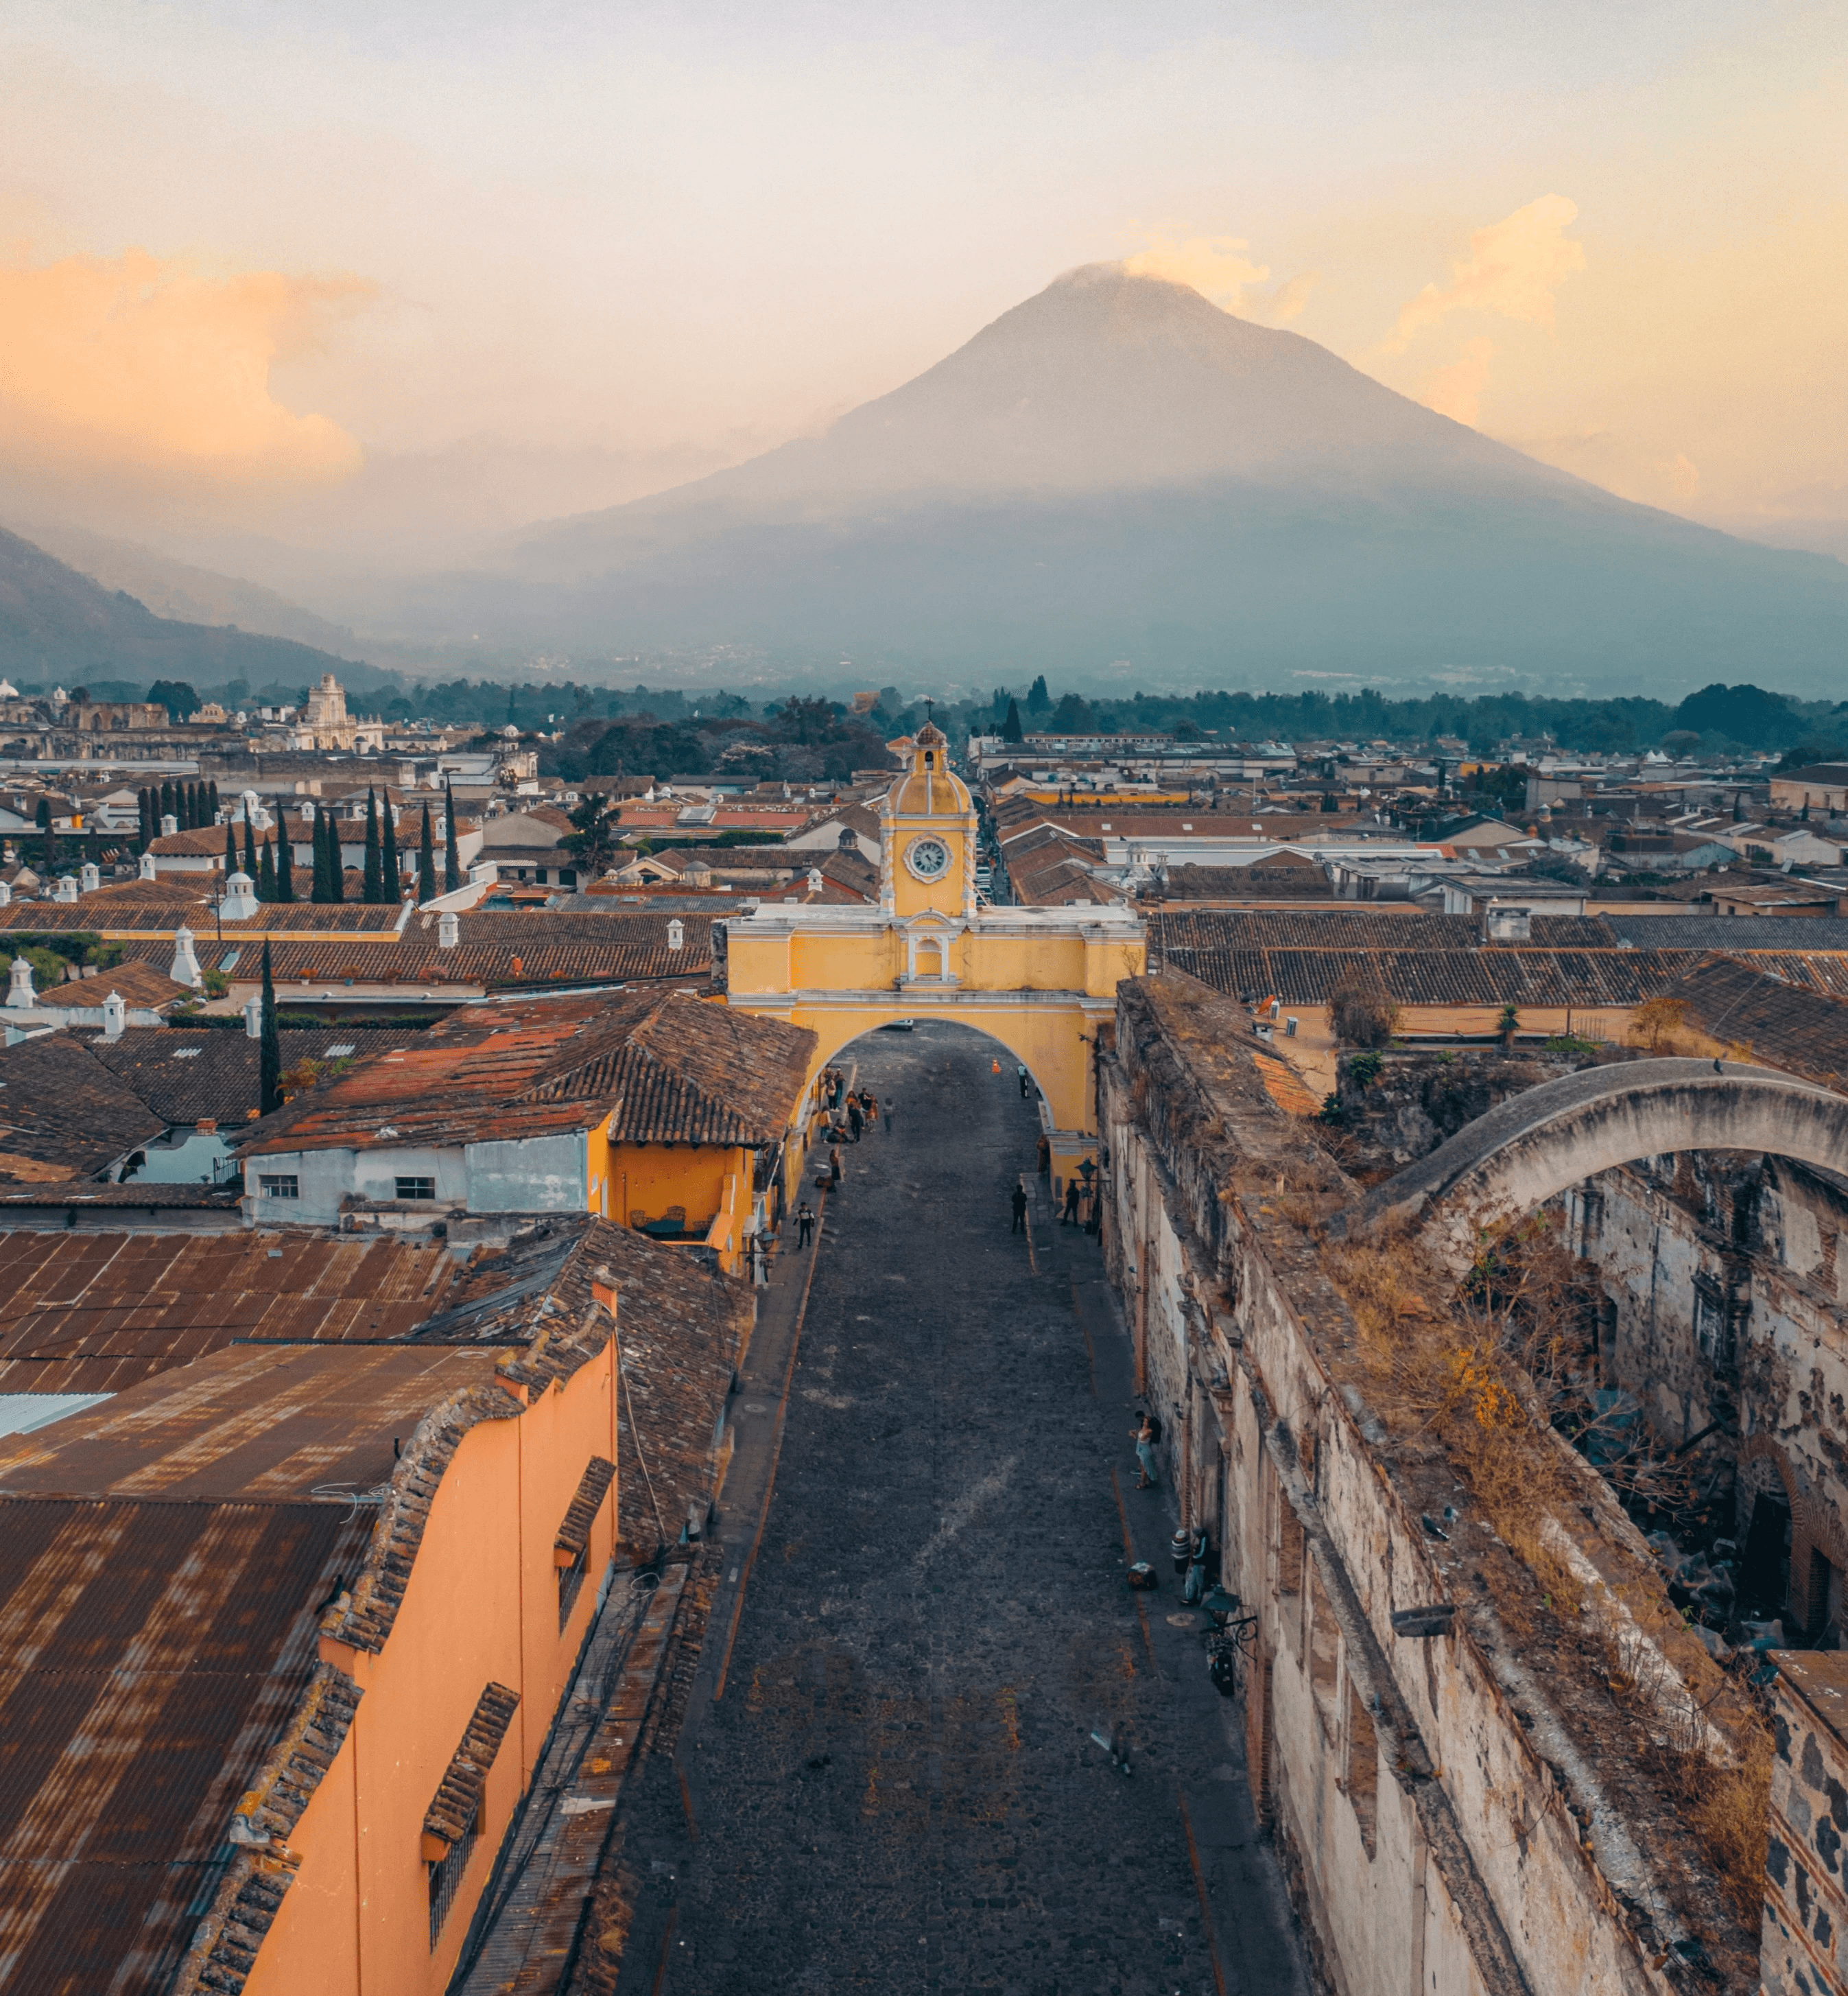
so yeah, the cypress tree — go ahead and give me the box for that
[224,823,237,877]
[159,779,174,827]
[310,807,329,903]
[381,797,400,900]
[137,786,152,847]
[189,782,202,829]
[443,782,462,892]
[1001,698,1023,744]
[327,812,345,902]
[275,813,296,902]
[207,781,220,819]
[243,817,259,881]
[36,798,57,876]
[418,803,436,904]
[362,788,383,903]
[257,835,276,901]
[194,782,206,828]
[259,941,281,1117]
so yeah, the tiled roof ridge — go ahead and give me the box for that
[495,1295,613,1397]
[169,1662,364,1995]
[318,1381,523,1654]
[555,1454,617,1559]
[424,1680,521,1848]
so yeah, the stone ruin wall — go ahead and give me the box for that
[1565,1155,1848,1645]
[1098,979,1712,1996]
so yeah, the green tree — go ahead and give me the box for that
[259,941,281,1117]
[362,788,384,903]
[206,780,220,820]
[159,780,175,826]
[224,823,237,877]
[562,790,618,880]
[310,806,331,903]
[242,817,259,882]
[147,679,199,724]
[1026,675,1050,714]
[326,810,345,903]
[275,814,296,902]
[443,782,462,893]
[380,797,400,901]
[1000,698,1023,744]
[35,799,57,877]
[418,803,436,904]
[257,836,276,901]
[137,786,153,847]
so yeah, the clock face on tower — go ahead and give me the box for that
[904,836,951,882]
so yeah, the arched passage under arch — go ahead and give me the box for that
[1333,1057,1848,1273]
[726,987,1113,1193]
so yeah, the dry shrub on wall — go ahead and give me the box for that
[1330,969,1399,1049]
[1321,1214,1771,1928]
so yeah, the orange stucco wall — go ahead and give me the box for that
[247,1339,619,1996]
[588,1134,753,1273]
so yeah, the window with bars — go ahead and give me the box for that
[427,1800,480,1948]
[395,1175,437,1201]
[258,1174,299,1199]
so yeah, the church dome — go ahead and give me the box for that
[885,722,972,819]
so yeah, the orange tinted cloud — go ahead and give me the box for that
[0,249,370,489]
[1387,196,1585,353]
[1422,336,1495,426]
[1125,235,1270,309]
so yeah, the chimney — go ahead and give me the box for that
[161,813,178,836]
[101,990,126,1040]
[438,911,460,948]
[79,862,100,894]
[5,957,34,1010]
[220,870,259,920]
[244,995,264,1038]
[139,852,157,880]
[0,882,10,906]
[1480,902,1532,944]
[667,919,684,950]
[169,926,202,989]
[54,875,78,904]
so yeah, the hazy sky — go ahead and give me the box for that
[1,0,1843,563]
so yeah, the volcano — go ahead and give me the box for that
[482,265,1848,690]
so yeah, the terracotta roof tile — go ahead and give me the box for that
[424,1682,520,1849]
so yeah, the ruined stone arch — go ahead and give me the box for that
[1337,1059,1848,1275]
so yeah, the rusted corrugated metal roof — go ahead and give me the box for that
[0,1495,371,1993]
[0,1343,496,1501]
[0,1231,459,1396]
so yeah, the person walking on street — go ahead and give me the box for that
[828,1144,842,1190]
[883,1097,896,1136]
[1017,1063,1030,1099]
[1010,1182,1028,1234]
[863,1092,877,1131]
[847,1096,864,1142]
[1133,1409,1161,1489]
[795,1201,816,1247]
[1062,1178,1081,1226]
[1036,1134,1051,1180]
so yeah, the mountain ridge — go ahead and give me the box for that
[471,264,1848,693]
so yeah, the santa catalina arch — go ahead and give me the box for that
[719,722,1145,1181]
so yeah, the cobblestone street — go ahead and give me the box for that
[616,1023,1311,1995]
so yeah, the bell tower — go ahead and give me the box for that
[880,720,975,921]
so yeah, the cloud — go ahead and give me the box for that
[1263,270,1320,325]
[1386,196,1585,353]
[1125,236,1321,325]
[1125,235,1270,312]
[0,249,372,491]
[1421,336,1495,426]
